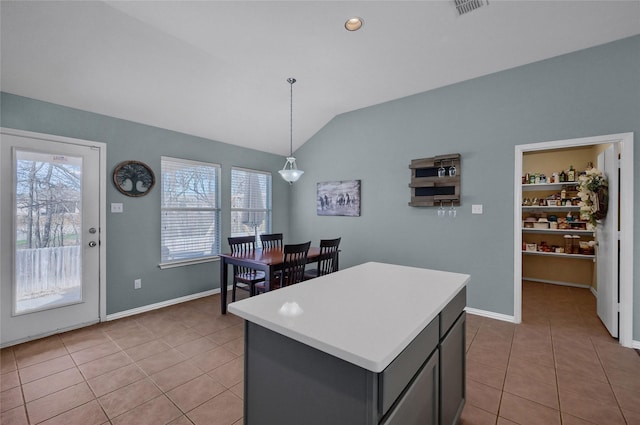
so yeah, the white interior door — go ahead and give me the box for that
[596,144,619,338]
[1,131,102,346]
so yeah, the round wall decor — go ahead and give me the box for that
[113,160,155,197]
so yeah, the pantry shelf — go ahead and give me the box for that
[522,228,594,236]
[522,206,580,212]
[522,183,579,191]
[522,158,598,286]
[522,251,595,260]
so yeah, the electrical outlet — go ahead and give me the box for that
[111,203,123,213]
[472,204,483,214]
[134,278,141,289]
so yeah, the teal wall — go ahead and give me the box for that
[2,35,638,340]
[0,93,291,314]
[289,36,640,339]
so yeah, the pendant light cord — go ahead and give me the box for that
[288,77,296,157]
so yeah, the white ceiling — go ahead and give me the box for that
[2,1,639,156]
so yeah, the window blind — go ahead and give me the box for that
[161,157,220,263]
[231,167,272,238]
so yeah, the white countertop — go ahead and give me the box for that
[228,261,469,372]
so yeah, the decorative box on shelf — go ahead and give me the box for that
[408,153,461,207]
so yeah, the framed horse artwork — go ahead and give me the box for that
[316,180,361,217]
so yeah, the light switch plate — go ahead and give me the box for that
[472,204,483,214]
[111,203,123,213]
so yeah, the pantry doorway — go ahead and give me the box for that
[513,133,634,348]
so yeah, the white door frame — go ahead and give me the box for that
[514,132,634,347]
[0,127,107,332]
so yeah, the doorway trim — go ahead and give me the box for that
[514,132,634,347]
[1,127,107,332]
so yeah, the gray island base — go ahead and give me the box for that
[228,262,469,425]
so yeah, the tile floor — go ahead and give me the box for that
[1,296,245,425]
[461,281,640,425]
[1,281,639,424]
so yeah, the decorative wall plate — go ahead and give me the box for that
[113,160,155,197]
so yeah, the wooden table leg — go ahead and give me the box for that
[263,265,272,292]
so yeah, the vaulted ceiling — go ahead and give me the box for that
[2,1,639,155]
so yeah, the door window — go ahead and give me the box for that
[14,150,83,314]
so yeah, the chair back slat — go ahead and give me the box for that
[260,233,283,250]
[229,236,256,254]
[317,237,341,276]
[228,236,257,276]
[281,241,311,287]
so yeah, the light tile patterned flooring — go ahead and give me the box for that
[1,281,639,424]
[1,296,245,425]
[461,281,640,425]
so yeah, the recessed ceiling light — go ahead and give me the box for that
[345,17,363,31]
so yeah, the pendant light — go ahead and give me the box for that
[278,77,304,184]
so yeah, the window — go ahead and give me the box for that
[160,157,220,266]
[231,167,272,238]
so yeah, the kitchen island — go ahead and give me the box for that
[228,261,469,425]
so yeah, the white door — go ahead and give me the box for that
[1,131,101,346]
[596,144,619,338]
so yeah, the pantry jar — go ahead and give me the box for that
[564,235,573,254]
[573,235,581,253]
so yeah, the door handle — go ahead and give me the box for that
[88,241,97,247]
[89,227,97,234]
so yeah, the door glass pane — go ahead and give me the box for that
[14,150,83,314]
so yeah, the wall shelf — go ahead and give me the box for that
[408,153,460,207]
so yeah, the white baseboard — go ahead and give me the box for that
[523,277,591,289]
[105,287,226,321]
[465,307,516,323]
[590,286,597,297]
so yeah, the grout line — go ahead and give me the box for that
[548,320,563,425]
[591,336,630,424]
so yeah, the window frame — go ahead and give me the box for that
[230,166,272,240]
[159,156,221,269]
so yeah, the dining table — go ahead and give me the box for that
[219,246,327,314]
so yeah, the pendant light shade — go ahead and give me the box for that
[279,77,304,184]
[279,157,304,183]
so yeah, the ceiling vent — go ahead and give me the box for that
[454,0,488,15]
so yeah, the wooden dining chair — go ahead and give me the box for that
[303,237,341,280]
[256,241,311,293]
[228,236,265,300]
[260,233,283,250]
